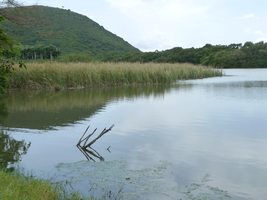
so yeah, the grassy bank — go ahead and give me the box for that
[0,171,86,200]
[9,62,222,90]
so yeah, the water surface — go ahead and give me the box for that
[1,69,267,200]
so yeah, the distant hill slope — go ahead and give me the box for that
[0,5,139,58]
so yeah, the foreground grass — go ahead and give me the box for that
[0,171,85,200]
[9,62,222,90]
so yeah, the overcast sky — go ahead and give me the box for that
[21,0,267,51]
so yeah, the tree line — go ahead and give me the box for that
[41,41,267,68]
[21,45,60,60]
[110,41,267,68]
[16,41,267,68]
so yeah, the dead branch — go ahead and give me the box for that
[84,125,114,148]
[77,125,90,145]
[84,148,104,161]
[77,144,94,161]
[76,124,114,161]
[82,128,97,147]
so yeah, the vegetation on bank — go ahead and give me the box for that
[0,15,24,95]
[0,170,88,200]
[112,42,267,68]
[0,170,58,200]
[9,62,222,90]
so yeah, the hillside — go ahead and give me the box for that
[0,5,139,59]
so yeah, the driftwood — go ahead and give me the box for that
[76,125,114,161]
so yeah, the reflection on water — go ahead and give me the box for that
[0,99,8,123]
[0,69,267,199]
[0,131,31,170]
[182,174,232,200]
[77,145,104,162]
[0,85,178,130]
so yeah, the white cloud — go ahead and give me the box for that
[104,0,211,50]
[105,0,210,23]
[240,13,256,20]
[243,28,267,43]
[254,30,265,36]
[254,31,267,43]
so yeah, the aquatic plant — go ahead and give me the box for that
[9,62,222,90]
[182,174,232,200]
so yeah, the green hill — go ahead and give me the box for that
[0,5,139,59]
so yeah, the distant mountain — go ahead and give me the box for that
[0,5,139,58]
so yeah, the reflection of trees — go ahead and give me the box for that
[0,85,191,130]
[0,98,8,122]
[0,131,31,170]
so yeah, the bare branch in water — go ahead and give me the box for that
[84,125,114,148]
[76,124,114,161]
[83,128,97,147]
[77,125,90,145]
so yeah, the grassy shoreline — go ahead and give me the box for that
[0,170,88,200]
[9,62,222,90]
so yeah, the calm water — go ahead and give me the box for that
[1,69,267,200]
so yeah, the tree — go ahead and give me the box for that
[0,0,24,94]
[0,16,15,93]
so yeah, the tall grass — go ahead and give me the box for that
[0,170,90,200]
[0,170,58,200]
[9,62,222,90]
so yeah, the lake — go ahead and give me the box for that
[1,69,267,200]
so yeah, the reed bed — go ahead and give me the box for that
[9,62,222,90]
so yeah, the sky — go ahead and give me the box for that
[21,0,267,51]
